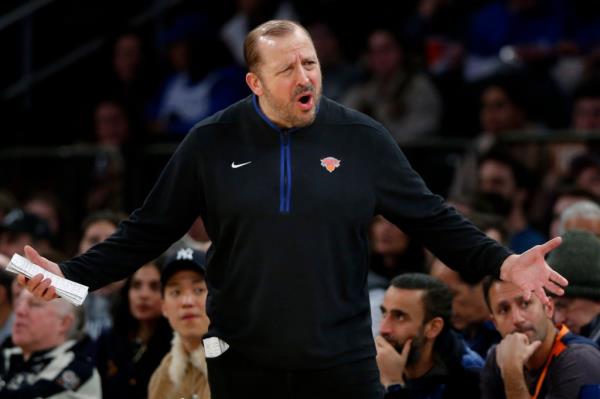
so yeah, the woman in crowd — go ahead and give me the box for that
[96,260,172,398]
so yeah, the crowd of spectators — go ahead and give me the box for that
[0,0,600,397]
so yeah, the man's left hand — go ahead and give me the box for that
[500,236,567,304]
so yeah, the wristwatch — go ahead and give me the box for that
[387,382,406,393]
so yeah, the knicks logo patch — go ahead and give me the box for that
[320,157,341,173]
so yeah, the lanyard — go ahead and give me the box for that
[531,325,569,399]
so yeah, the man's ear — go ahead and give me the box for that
[59,314,75,337]
[543,297,555,319]
[424,317,444,340]
[246,72,263,96]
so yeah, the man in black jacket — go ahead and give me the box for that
[376,273,483,398]
[21,20,566,398]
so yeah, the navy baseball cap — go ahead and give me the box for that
[161,247,206,291]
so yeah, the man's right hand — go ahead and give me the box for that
[17,245,63,301]
[375,335,411,388]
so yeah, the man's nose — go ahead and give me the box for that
[379,315,391,335]
[181,292,194,306]
[510,307,527,325]
[295,65,309,84]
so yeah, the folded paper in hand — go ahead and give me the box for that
[6,254,88,306]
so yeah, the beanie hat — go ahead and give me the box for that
[547,230,600,301]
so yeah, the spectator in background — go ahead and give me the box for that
[403,0,477,136]
[306,20,361,101]
[0,290,101,398]
[147,15,249,136]
[342,27,442,144]
[0,271,13,347]
[558,200,600,237]
[78,210,127,340]
[368,215,426,335]
[571,78,600,132]
[449,75,539,198]
[481,276,600,399]
[547,186,598,237]
[543,79,600,193]
[376,273,483,398]
[148,248,210,399]
[464,0,571,82]
[429,212,506,358]
[570,1,600,79]
[220,0,298,66]
[99,30,158,132]
[24,191,65,251]
[477,149,546,253]
[95,260,172,399]
[567,152,600,199]
[93,98,132,148]
[88,97,144,213]
[0,209,54,259]
[547,230,600,344]
[369,215,426,280]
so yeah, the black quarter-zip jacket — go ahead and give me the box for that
[59,95,511,369]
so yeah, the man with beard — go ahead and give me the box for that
[22,20,568,399]
[376,273,484,398]
[481,277,600,398]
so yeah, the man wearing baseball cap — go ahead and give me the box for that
[148,247,211,399]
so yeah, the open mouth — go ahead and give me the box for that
[296,93,314,110]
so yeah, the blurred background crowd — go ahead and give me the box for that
[0,0,600,397]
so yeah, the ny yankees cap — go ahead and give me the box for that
[161,247,206,291]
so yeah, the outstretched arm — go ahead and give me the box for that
[499,237,567,304]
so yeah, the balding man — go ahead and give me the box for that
[0,291,101,398]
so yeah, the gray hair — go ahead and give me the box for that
[52,298,85,340]
[558,200,600,235]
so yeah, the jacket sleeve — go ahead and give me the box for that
[59,131,206,290]
[372,128,512,280]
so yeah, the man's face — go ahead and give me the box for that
[479,159,517,200]
[380,287,427,366]
[12,291,69,354]
[480,86,526,135]
[488,281,553,343]
[430,259,490,331]
[553,296,600,334]
[162,269,209,341]
[248,28,322,129]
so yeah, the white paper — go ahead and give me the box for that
[6,254,88,306]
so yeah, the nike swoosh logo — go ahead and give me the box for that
[231,161,252,169]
